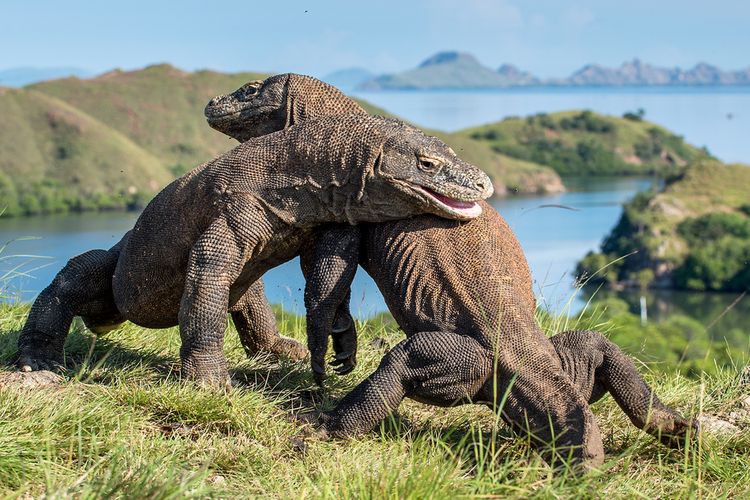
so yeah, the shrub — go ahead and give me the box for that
[559,111,615,133]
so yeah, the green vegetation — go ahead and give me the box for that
[564,296,749,376]
[0,302,748,497]
[463,110,711,176]
[577,162,750,292]
[1,65,564,218]
[623,108,646,121]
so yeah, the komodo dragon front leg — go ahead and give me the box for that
[177,215,260,384]
[298,225,362,384]
[17,235,128,372]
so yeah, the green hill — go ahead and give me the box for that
[0,87,172,215]
[30,64,268,172]
[577,162,750,292]
[0,66,565,217]
[461,110,712,176]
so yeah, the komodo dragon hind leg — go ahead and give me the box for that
[18,246,123,372]
[230,279,308,362]
[552,330,698,448]
[318,330,604,469]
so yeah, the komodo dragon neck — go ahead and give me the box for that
[212,115,396,227]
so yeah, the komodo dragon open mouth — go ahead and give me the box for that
[409,184,484,219]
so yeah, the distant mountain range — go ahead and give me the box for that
[354,52,750,90]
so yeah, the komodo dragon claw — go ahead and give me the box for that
[330,352,356,375]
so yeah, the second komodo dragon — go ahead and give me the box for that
[206,74,696,467]
[17,114,493,385]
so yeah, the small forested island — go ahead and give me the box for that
[577,162,750,293]
[463,110,711,176]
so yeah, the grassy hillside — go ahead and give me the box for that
[0,66,564,217]
[31,64,268,171]
[577,162,750,291]
[0,303,748,497]
[0,87,172,216]
[462,110,712,176]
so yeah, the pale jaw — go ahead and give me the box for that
[413,185,483,220]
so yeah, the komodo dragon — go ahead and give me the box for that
[205,74,696,465]
[17,114,493,384]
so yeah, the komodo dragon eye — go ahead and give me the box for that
[417,156,442,174]
[241,82,262,97]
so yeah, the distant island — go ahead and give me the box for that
[347,51,750,90]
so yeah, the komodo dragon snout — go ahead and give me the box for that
[374,128,493,219]
[205,73,366,142]
[205,76,286,141]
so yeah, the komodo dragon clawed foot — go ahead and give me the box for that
[267,337,309,362]
[17,346,65,374]
[179,351,231,388]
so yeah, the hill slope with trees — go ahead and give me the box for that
[577,161,750,292]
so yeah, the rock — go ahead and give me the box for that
[207,474,226,485]
[0,370,63,389]
[698,415,741,435]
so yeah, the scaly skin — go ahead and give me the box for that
[17,114,493,385]
[206,73,697,467]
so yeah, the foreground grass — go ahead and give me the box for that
[0,304,748,498]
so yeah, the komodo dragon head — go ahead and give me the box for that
[205,73,366,142]
[206,74,493,219]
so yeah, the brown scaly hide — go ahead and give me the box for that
[284,73,367,127]
[17,113,492,386]
[208,73,697,468]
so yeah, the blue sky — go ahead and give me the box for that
[2,0,748,77]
